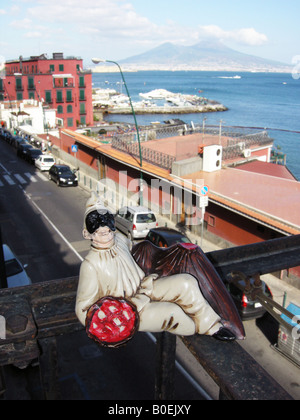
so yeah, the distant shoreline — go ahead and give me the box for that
[91,66,292,74]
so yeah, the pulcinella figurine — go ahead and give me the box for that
[75,193,245,348]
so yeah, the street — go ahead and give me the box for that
[0,137,299,400]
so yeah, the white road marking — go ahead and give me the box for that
[3,175,15,185]
[25,173,38,183]
[35,172,48,182]
[14,174,27,184]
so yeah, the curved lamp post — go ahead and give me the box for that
[92,59,143,206]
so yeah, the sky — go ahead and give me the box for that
[0,0,299,68]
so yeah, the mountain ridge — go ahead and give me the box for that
[114,41,291,72]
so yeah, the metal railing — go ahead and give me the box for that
[1,235,299,400]
[111,124,273,169]
[112,137,176,170]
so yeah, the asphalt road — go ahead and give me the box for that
[0,138,206,401]
[0,143,88,282]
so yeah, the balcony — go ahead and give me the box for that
[53,82,75,89]
[0,235,298,400]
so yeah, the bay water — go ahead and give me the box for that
[93,71,300,180]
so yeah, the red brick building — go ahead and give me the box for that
[1,53,93,130]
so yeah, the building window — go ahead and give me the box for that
[66,90,73,102]
[79,89,85,100]
[57,105,63,114]
[56,91,63,103]
[80,103,86,114]
[0,79,3,91]
[67,118,73,127]
[59,64,64,72]
[50,65,55,72]
[29,92,35,100]
[67,104,73,113]
[28,77,35,90]
[16,78,23,90]
[17,92,23,101]
[80,116,86,126]
[208,216,216,227]
[79,76,85,87]
[45,91,52,103]
[0,94,4,101]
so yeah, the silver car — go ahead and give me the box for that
[2,245,32,288]
[115,206,158,240]
[35,155,56,172]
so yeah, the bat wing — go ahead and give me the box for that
[132,241,245,340]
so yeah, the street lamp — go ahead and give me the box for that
[92,58,143,205]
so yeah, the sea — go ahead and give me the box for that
[92,71,300,180]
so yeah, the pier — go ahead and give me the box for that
[93,88,228,115]
[106,102,228,115]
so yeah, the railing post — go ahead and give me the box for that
[0,367,6,398]
[38,337,60,400]
[155,332,177,400]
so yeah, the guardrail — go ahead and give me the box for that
[1,235,299,400]
[112,137,176,170]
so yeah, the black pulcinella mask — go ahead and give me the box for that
[85,210,116,234]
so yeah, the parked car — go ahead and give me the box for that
[48,164,78,187]
[146,227,192,248]
[115,206,158,240]
[225,277,273,320]
[35,155,55,172]
[17,143,34,159]
[25,148,43,164]
[14,136,28,149]
[0,129,14,145]
[2,245,32,288]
